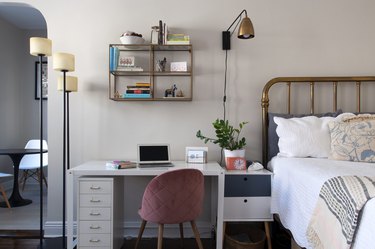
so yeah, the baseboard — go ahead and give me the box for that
[44,220,214,238]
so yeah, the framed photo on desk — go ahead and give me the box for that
[35,61,48,100]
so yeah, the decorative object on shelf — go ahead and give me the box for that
[114,90,121,99]
[35,61,48,99]
[150,25,159,44]
[196,119,248,168]
[176,90,184,97]
[170,61,187,72]
[185,147,208,163]
[120,31,145,44]
[164,83,177,97]
[166,33,190,45]
[118,56,135,67]
[53,51,76,249]
[157,57,167,72]
[221,9,254,122]
[30,36,52,248]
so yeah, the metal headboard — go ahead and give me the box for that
[261,76,375,165]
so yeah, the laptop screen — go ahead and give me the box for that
[138,144,170,163]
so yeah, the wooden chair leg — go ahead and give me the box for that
[264,222,272,249]
[0,184,11,208]
[157,224,164,249]
[134,220,147,249]
[179,223,184,248]
[21,170,28,191]
[41,170,48,188]
[190,220,204,249]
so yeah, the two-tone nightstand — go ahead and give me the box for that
[224,168,273,249]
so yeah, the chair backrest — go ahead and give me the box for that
[19,140,48,168]
[139,168,204,224]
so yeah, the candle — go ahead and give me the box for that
[30,37,52,56]
[58,76,78,92]
[53,52,75,72]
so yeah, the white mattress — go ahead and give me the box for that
[269,156,375,249]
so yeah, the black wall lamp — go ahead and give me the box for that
[222,9,254,50]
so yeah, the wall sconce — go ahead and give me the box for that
[222,9,254,50]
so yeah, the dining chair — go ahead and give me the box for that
[0,172,12,208]
[134,168,205,249]
[19,140,48,190]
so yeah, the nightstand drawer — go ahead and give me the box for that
[79,220,111,234]
[80,195,112,207]
[80,207,111,220]
[80,180,112,194]
[225,175,271,197]
[79,233,111,247]
[224,197,272,220]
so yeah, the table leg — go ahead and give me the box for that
[264,221,272,249]
[0,154,32,208]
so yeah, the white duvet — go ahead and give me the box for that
[269,156,375,249]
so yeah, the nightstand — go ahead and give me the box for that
[224,168,273,249]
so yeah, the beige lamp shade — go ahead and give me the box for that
[238,16,254,39]
[58,76,78,92]
[30,37,52,56]
[53,52,75,72]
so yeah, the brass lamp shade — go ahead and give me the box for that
[238,17,254,39]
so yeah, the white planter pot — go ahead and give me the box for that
[224,149,245,158]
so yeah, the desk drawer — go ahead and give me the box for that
[79,233,111,247]
[80,207,111,220]
[79,220,111,234]
[225,175,271,197]
[80,180,112,194]
[80,195,112,207]
[224,197,272,220]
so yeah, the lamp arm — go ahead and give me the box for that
[226,9,247,32]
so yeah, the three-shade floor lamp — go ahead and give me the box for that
[30,37,77,249]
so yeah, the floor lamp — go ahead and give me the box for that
[53,52,75,249]
[30,37,52,249]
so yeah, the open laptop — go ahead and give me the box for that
[137,144,174,168]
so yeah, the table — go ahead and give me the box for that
[67,161,225,249]
[0,149,47,207]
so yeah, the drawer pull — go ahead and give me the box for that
[90,199,101,203]
[243,177,248,181]
[89,239,101,243]
[244,199,248,203]
[90,225,101,229]
[90,186,101,190]
[90,212,101,216]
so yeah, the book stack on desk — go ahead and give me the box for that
[106,160,137,169]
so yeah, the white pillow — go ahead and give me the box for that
[274,116,334,158]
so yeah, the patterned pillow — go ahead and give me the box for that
[328,114,375,162]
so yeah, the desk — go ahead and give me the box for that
[0,149,47,207]
[67,161,225,249]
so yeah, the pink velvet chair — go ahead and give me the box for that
[135,168,205,249]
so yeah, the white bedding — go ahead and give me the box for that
[269,156,375,249]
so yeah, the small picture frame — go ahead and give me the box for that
[185,147,208,163]
[118,56,135,67]
[35,61,48,100]
[170,61,187,72]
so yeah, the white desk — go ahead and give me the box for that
[67,161,225,249]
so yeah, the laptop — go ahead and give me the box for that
[137,144,174,168]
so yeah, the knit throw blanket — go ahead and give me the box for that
[306,176,375,249]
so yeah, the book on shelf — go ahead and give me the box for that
[166,34,190,45]
[126,89,150,94]
[127,85,150,89]
[123,93,151,98]
[110,47,120,72]
[135,82,151,87]
[116,66,144,72]
[106,160,137,169]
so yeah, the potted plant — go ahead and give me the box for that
[196,119,248,169]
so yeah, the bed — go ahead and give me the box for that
[261,77,375,249]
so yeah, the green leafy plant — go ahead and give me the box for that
[196,119,248,151]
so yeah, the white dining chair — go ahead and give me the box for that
[0,172,12,208]
[19,140,48,190]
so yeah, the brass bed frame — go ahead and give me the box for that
[261,76,375,165]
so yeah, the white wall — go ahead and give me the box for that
[4,0,375,235]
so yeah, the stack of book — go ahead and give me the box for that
[166,34,190,45]
[123,82,151,98]
[106,160,137,169]
[109,46,119,72]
